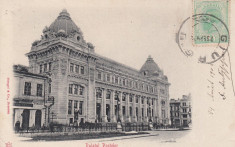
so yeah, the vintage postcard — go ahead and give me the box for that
[0,0,235,147]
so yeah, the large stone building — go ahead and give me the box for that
[170,95,192,127]
[21,9,170,126]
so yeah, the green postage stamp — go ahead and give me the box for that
[193,0,229,45]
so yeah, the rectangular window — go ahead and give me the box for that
[141,98,144,104]
[142,108,144,117]
[106,91,111,99]
[114,93,119,100]
[107,74,110,82]
[49,62,52,71]
[24,82,31,95]
[183,108,187,113]
[136,97,139,103]
[70,63,74,72]
[96,89,102,99]
[75,65,79,73]
[36,84,43,97]
[69,84,73,94]
[69,118,73,124]
[44,63,47,72]
[79,101,83,115]
[98,72,102,80]
[122,94,126,101]
[183,102,186,106]
[81,66,84,74]
[68,100,73,114]
[123,79,125,86]
[115,76,118,84]
[74,84,78,95]
[152,99,154,105]
[79,86,84,95]
[130,107,132,116]
[74,100,78,109]
[183,114,187,118]
[40,65,43,73]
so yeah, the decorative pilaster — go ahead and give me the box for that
[111,90,116,122]
[132,94,137,122]
[119,92,123,122]
[102,88,107,122]
[29,110,37,127]
[144,97,148,122]
[126,93,130,122]
[139,96,142,122]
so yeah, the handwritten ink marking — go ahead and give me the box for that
[218,92,226,100]
[207,79,214,101]
[227,51,235,96]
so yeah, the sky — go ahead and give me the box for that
[3,0,194,99]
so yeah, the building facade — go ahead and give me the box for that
[13,65,53,129]
[170,95,192,127]
[23,9,170,126]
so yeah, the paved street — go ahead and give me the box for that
[15,130,190,147]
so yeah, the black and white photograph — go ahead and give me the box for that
[0,0,235,147]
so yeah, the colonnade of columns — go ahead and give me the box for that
[95,87,159,123]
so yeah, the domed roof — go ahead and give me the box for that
[49,9,81,35]
[140,55,161,75]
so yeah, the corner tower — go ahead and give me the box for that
[26,9,97,125]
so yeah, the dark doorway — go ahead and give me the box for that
[106,104,110,122]
[22,109,30,130]
[35,110,42,128]
[96,103,101,122]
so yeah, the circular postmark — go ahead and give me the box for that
[177,14,230,64]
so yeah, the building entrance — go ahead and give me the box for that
[35,110,42,128]
[22,109,30,130]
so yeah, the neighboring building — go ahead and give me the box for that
[20,9,170,126]
[170,95,192,127]
[13,65,54,129]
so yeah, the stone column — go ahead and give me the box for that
[14,109,24,126]
[126,93,130,122]
[139,96,142,122]
[29,110,36,127]
[144,97,148,123]
[153,98,157,122]
[119,92,123,122]
[102,88,107,122]
[41,109,45,126]
[111,90,116,122]
[132,94,137,122]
